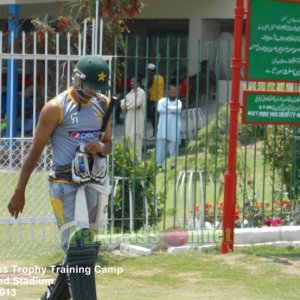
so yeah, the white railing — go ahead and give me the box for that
[0,2,109,231]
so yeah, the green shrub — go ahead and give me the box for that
[188,106,228,157]
[187,107,244,210]
[109,140,163,231]
[238,123,265,145]
[188,106,245,187]
[266,125,300,200]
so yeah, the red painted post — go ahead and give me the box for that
[221,0,245,254]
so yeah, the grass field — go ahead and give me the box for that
[0,245,300,300]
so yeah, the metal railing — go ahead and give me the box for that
[0,24,300,257]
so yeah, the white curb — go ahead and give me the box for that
[167,245,193,254]
[234,226,300,245]
[120,243,152,256]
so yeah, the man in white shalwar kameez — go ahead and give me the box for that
[121,77,146,160]
[156,85,182,168]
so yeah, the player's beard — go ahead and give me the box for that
[74,87,99,104]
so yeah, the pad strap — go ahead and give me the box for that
[40,266,70,300]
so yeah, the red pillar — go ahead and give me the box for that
[221,0,245,254]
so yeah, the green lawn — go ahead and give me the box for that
[1,245,300,300]
[0,170,52,219]
[154,140,281,229]
[158,141,275,203]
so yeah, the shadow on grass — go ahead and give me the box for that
[237,245,300,261]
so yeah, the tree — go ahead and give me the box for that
[28,0,144,54]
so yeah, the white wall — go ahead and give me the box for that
[140,0,236,19]
[139,0,238,74]
[139,0,236,45]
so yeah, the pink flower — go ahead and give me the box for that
[271,218,281,227]
[265,217,272,226]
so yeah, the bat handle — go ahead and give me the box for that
[99,132,105,143]
[78,144,85,153]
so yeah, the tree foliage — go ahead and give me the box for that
[3,0,144,54]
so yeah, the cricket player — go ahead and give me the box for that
[7,55,112,300]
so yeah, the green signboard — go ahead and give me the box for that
[242,91,300,124]
[246,0,300,82]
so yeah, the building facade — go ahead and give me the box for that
[0,0,239,71]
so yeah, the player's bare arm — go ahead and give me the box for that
[7,101,60,219]
[84,118,112,155]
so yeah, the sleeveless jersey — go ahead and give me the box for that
[50,88,108,174]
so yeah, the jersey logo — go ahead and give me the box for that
[69,129,101,139]
[70,112,79,124]
[98,72,106,82]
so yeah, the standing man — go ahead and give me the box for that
[190,60,216,107]
[156,85,182,169]
[7,55,112,300]
[199,60,216,101]
[120,76,146,160]
[147,63,164,137]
